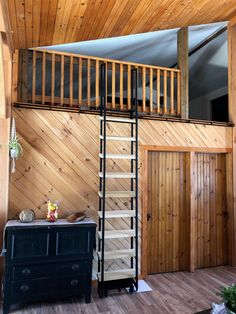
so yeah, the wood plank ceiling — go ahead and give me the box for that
[6,0,236,49]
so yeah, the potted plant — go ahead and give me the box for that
[220,284,236,314]
[9,135,23,159]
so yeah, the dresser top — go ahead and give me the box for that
[5,218,96,229]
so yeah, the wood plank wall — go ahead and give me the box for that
[7,0,236,49]
[147,151,189,274]
[196,153,228,268]
[9,108,232,274]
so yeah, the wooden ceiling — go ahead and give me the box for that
[6,0,236,49]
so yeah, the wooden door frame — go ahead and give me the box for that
[141,145,233,278]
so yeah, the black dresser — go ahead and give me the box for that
[2,219,96,313]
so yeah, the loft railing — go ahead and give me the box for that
[14,49,181,117]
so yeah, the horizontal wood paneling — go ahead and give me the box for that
[7,0,236,49]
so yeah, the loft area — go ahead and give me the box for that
[13,22,228,123]
[43,22,228,122]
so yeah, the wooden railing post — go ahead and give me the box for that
[78,57,82,105]
[120,63,123,110]
[127,64,131,110]
[12,50,19,104]
[18,49,28,103]
[177,27,189,119]
[156,69,160,114]
[51,53,55,105]
[70,56,74,107]
[112,62,115,108]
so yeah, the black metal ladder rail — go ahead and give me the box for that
[98,63,139,297]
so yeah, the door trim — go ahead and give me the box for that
[141,145,232,278]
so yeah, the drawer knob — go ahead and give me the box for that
[20,285,29,292]
[72,264,80,271]
[70,279,78,286]
[22,268,31,276]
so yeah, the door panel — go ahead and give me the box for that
[196,153,227,268]
[147,151,189,274]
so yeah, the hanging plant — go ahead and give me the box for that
[9,135,23,159]
[9,117,23,173]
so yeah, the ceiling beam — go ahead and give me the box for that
[171,25,227,68]
[149,25,227,87]
[177,27,189,119]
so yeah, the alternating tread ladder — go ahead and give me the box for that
[97,63,138,297]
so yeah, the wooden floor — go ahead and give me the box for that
[4,266,236,314]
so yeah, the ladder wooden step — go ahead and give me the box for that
[99,153,135,160]
[99,135,136,141]
[98,191,135,198]
[99,116,136,123]
[99,172,135,179]
[97,269,135,281]
[97,249,135,260]
[98,229,135,239]
[98,210,135,218]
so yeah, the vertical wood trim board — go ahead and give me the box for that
[177,27,189,119]
[228,23,236,266]
[188,152,196,272]
[0,31,12,278]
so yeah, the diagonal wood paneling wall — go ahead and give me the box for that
[9,108,232,274]
[10,108,232,220]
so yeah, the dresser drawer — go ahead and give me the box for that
[6,229,51,262]
[12,275,86,301]
[13,260,89,281]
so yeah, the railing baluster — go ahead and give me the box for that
[170,71,174,115]
[127,64,131,110]
[112,62,115,109]
[149,68,153,113]
[96,60,99,108]
[32,50,36,104]
[60,55,64,106]
[177,71,181,116]
[51,53,55,105]
[156,69,160,114]
[78,57,82,106]
[163,69,167,114]
[21,50,28,102]
[142,67,146,112]
[70,56,73,107]
[87,58,90,107]
[42,52,46,104]
[120,63,123,110]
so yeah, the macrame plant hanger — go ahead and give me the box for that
[10,116,17,173]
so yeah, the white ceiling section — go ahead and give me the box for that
[44,22,228,101]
